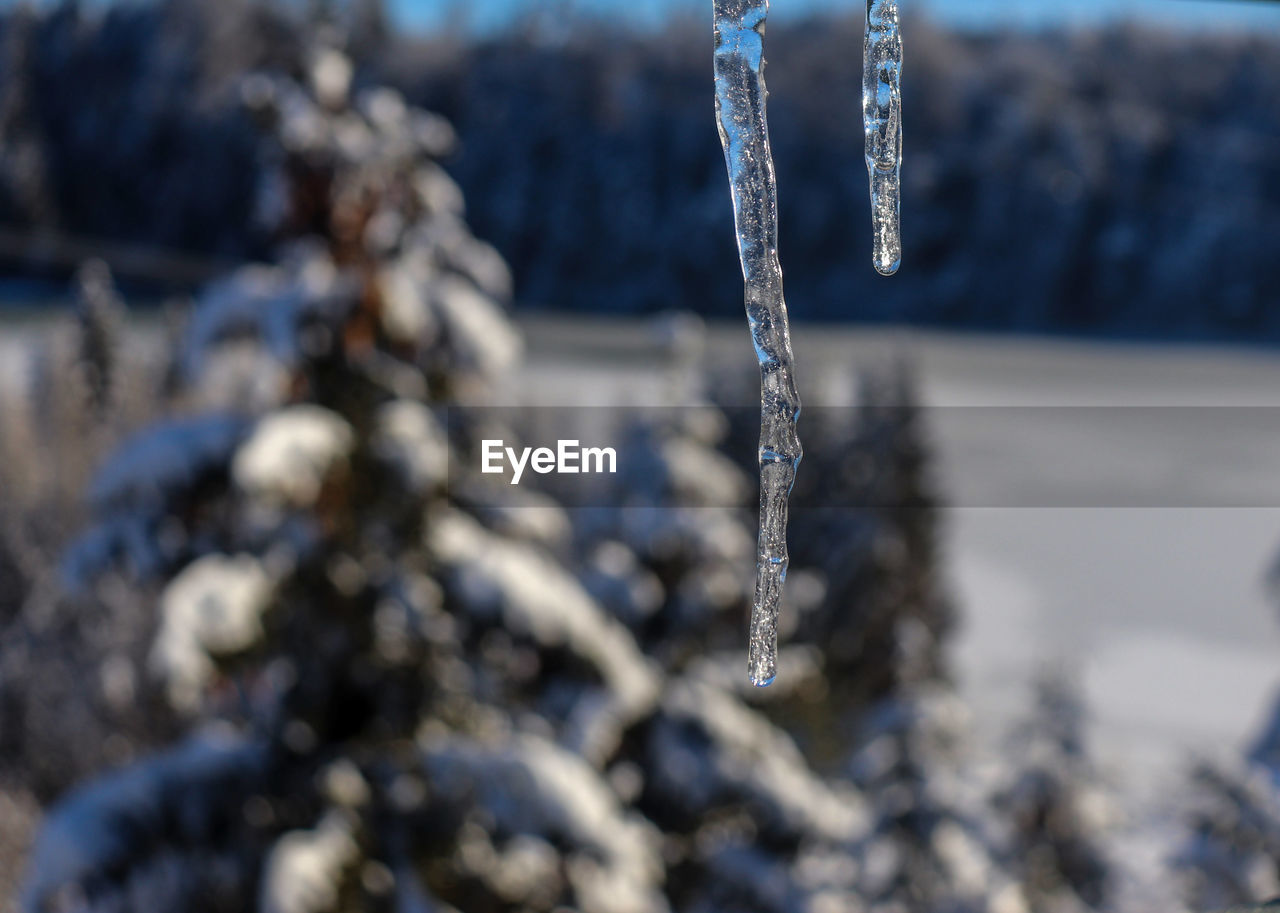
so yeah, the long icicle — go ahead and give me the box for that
[864,0,903,276]
[713,0,802,687]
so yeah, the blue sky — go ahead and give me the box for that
[4,0,1276,34]
[396,0,1280,35]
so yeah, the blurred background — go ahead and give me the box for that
[3,1,1280,912]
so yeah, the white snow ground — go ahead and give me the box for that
[514,317,1280,782]
[9,312,1278,770]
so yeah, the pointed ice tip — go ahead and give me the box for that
[748,651,777,686]
[874,259,900,277]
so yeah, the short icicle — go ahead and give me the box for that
[864,0,903,276]
[712,0,802,687]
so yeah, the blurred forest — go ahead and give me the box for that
[2,3,1280,913]
[1,0,1279,335]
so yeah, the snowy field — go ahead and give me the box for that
[5,312,1280,791]
[514,317,1280,788]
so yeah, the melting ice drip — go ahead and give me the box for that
[713,0,803,687]
[864,0,903,276]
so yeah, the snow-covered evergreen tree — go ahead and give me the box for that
[995,673,1113,913]
[11,32,917,913]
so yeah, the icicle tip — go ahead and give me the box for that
[874,256,900,277]
[749,665,776,688]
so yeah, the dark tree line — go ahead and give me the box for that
[2,2,1280,340]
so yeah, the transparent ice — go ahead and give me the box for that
[713,0,802,687]
[864,0,902,276]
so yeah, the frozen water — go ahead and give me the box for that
[713,0,802,687]
[864,0,903,276]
